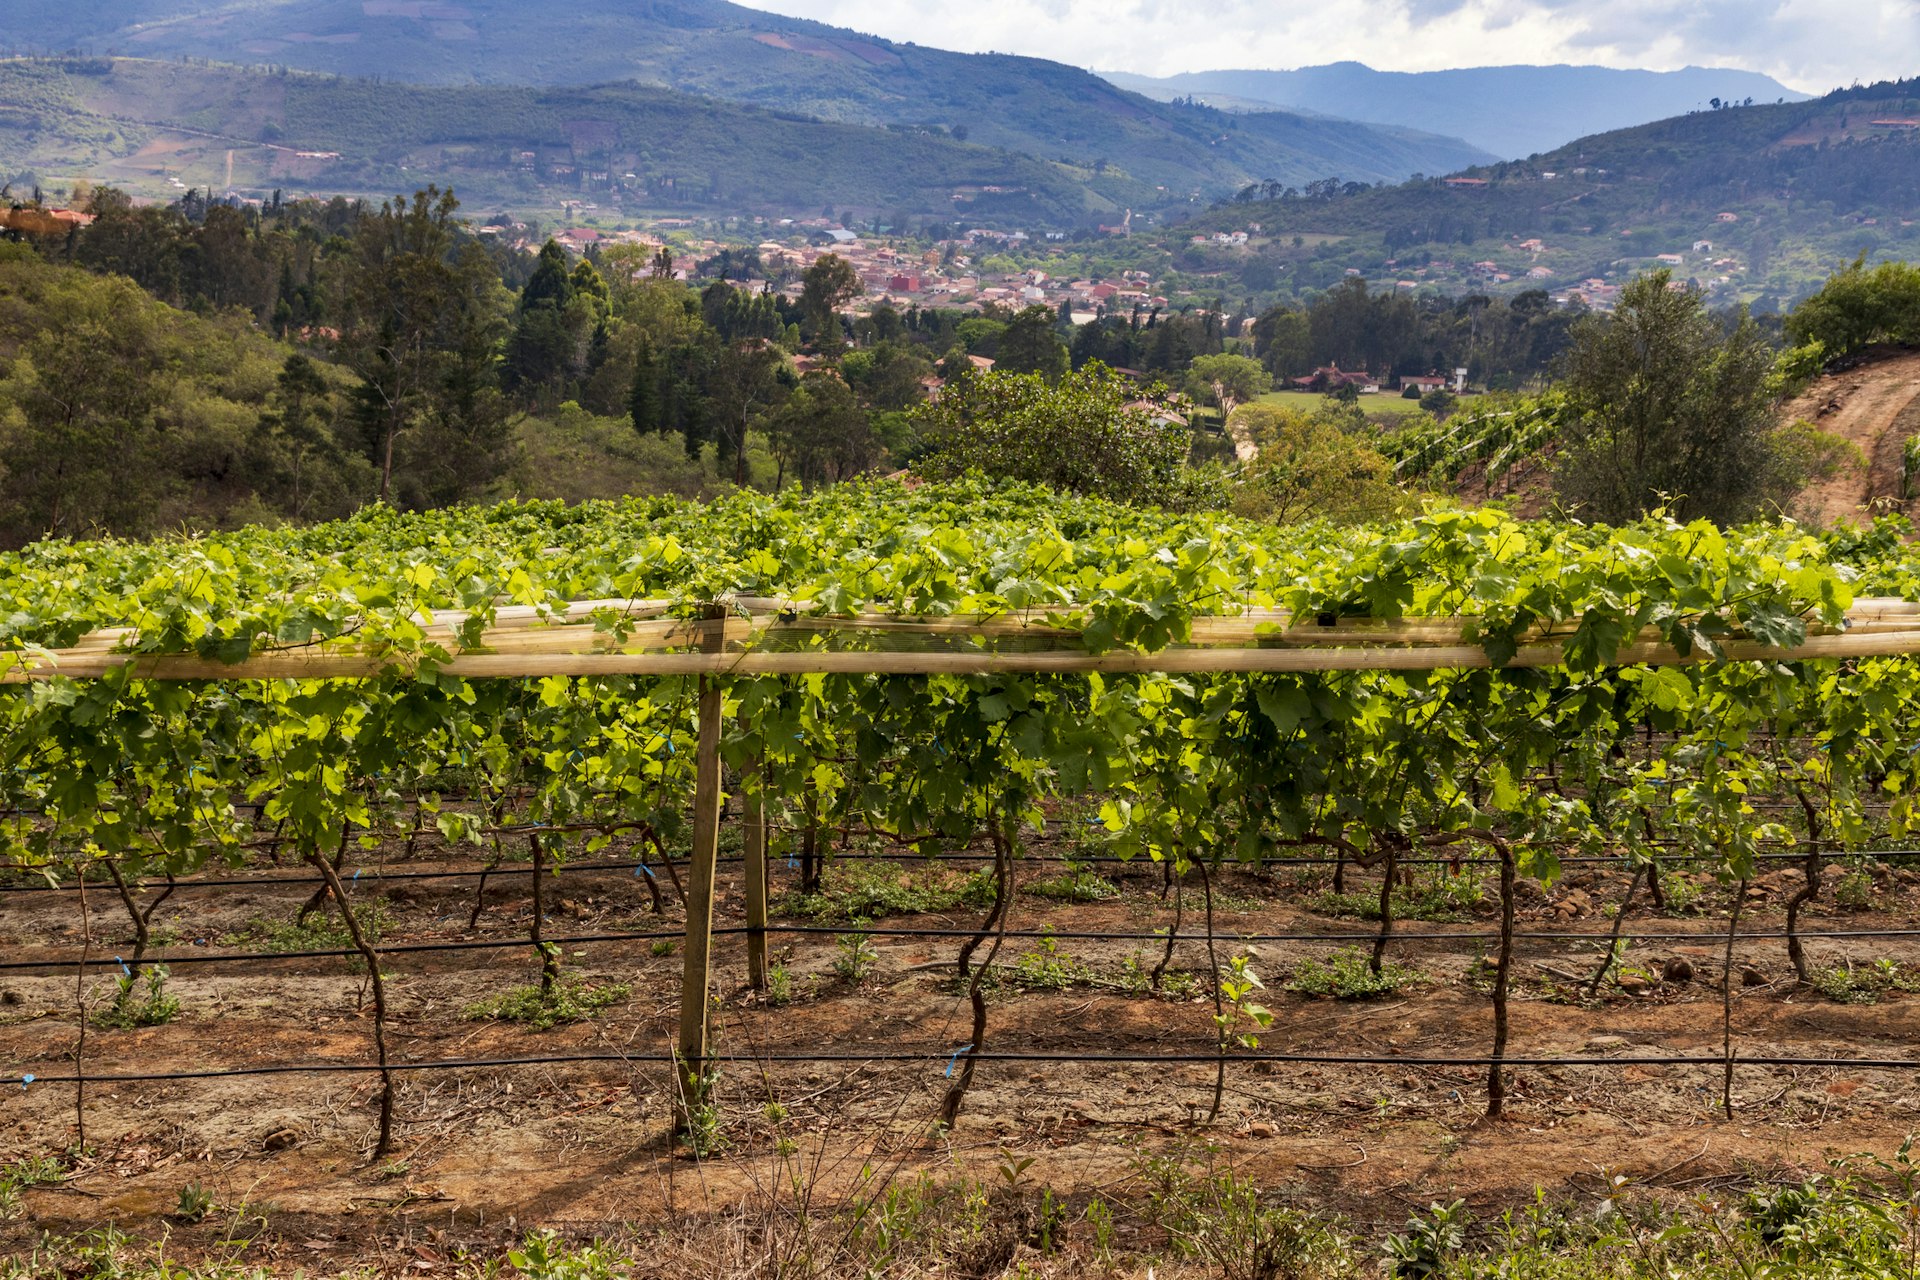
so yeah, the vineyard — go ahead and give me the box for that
[1384,396,1566,488]
[6,478,1920,1272]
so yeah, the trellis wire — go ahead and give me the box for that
[9,921,1920,973]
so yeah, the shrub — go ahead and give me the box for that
[1230,402,1412,526]
[912,362,1219,510]
[1554,270,1813,525]
[1787,256,1920,358]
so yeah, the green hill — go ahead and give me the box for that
[1168,82,1920,307]
[0,0,1494,209]
[0,57,1136,220]
[1103,63,1809,161]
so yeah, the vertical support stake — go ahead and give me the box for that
[744,757,768,991]
[675,612,728,1128]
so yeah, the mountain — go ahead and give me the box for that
[0,57,1132,220]
[0,1,1494,209]
[1101,63,1810,160]
[1167,81,1920,307]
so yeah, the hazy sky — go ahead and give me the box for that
[742,0,1919,94]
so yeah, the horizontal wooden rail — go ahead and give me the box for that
[7,598,1920,681]
[8,628,1920,680]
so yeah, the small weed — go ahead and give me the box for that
[1656,873,1703,915]
[0,1223,279,1280]
[1084,1195,1118,1266]
[785,860,994,922]
[1811,958,1920,1004]
[1386,1199,1469,1278]
[1310,871,1484,923]
[681,1072,726,1156]
[1288,948,1423,999]
[0,1154,65,1219]
[1215,951,1274,1052]
[508,1228,627,1279]
[233,903,389,956]
[92,964,181,1030]
[464,977,630,1030]
[174,1181,215,1223]
[1137,1143,1358,1280]
[1025,865,1120,902]
[1835,865,1877,910]
[766,964,794,1005]
[1011,928,1092,990]
[833,930,878,984]
[649,939,674,958]
[1118,953,1199,997]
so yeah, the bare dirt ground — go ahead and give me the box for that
[2,832,1918,1273]
[1785,346,1920,527]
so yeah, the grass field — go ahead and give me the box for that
[1254,388,1435,420]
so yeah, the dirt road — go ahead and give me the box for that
[1786,347,1920,526]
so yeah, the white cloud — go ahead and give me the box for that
[741,0,1920,93]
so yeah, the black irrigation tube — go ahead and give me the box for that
[7,1048,1919,1088]
[6,845,1916,896]
[0,856,706,894]
[11,922,1920,973]
[0,928,687,971]
[756,924,1920,943]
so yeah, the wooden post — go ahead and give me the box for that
[675,619,728,1128]
[744,759,769,990]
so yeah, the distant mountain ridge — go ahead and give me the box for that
[0,57,1113,220]
[1170,80,1920,306]
[0,0,1494,208]
[1101,62,1810,160]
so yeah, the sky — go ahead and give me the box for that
[741,0,1920,95]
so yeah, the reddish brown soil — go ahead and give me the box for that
[2,838,1918,1272]
[1786,347,1920,526]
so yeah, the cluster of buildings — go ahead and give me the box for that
[1287,365,1470,395]
[756,229,1170,320]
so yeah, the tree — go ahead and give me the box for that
[1249,306,1312,379]
[1553,271,1799,525]
[335,188,513,507]
[912,362,1214,509]
[995,304,1069,380]
[768,373,877,488]
[1186,352,1272,417]
[631,323,793,485]
[840,341,935,411]
[251,353,365,520]
[0,269,173,540]
[1230,403,1410,526]
[800,253,862,352]
[1786,256,1920,358]
[506,240,579,396]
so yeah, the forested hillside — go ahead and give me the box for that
[1104,63,1807,160]
[0,58,1125,220]
[1170,80,1920,307]
[0,0,1494,209]
[0,243,370,542]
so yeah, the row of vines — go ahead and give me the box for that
[1385,394,1567,485]
[5,480,1920,1147]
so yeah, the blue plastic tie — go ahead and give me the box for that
[115,956,130,978]
[19,1074,32,1090]
[635,864,655,880]
[353,868,362,881]
[944,1044,974,1077]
